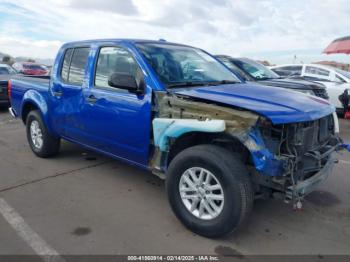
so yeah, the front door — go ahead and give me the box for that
[79,46,152,166]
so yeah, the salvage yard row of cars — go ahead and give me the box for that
[2,53,349,113]
[270,63,350,114]
[5,39,349,238]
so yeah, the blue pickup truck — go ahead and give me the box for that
[8,39,343,238]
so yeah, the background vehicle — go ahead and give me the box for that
[271,63,350,114]
[0,63,17,107]
[216,56,328,99]
[12,62,49,76]
[8,39,342,238]
[270,63,350,83]
[339,89,350,117]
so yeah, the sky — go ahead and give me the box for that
[0,0,350,65]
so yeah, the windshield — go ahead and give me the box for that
[233,58,280,80]
[335,68,350,80]
[0,65,16,75]
[136,43,240,87]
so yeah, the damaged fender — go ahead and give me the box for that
[244,128,286,176]
[153,118,226,151]
[151,91,286,177]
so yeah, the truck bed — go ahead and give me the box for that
[10,75,51,118]
[12,75,50,87]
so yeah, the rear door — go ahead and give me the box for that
[79,45,152,166]
[50,46,91,139]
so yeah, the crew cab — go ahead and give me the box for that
[8,39,344,238]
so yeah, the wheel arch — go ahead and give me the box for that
[21,101,40,124]
[167,131,252,168]
[21,91,57,137]
[151,118,254,176]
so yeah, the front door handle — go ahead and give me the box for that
[86,95,98,104]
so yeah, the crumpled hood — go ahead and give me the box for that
[172,83,334,124]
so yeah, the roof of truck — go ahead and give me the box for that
[62,39,193,48]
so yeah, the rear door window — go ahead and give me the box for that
[61,48,73,82]
[67,47,90,85]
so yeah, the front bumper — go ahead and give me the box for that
[285,153,337,200]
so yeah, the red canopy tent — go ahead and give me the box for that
[324,36,350,117]
[323,36,350,54]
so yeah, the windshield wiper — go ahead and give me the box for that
[167,80,239,88]
[167,81,212,88]
[256,77,279,81]
[210,80,239,85]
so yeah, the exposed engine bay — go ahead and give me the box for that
[151,91,343,206]
[256,114,342,202]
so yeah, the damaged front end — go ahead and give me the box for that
[252,114,343,203]
[150,91,343,205]
[150,91,259,177]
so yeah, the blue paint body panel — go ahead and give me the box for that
[8,39,337,176]
[342,144,350,152]
[247,128,286,176]
[172,84,335,124]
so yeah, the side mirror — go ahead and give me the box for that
[108,71,144,95]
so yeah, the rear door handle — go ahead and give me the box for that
[53,91,62,97]
[86,95,98,104]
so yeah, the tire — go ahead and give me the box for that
[26,110,60,158]
[166,144,254,238]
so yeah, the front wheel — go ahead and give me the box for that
[26,110,60,158]
[166,145,254,238]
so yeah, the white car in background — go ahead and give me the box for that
[270,63,350,114]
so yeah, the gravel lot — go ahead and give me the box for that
[0,107,350,256]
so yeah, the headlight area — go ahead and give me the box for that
[246,115,342,202]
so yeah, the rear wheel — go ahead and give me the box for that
[166,144,254,238]
[26,110,60,158]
